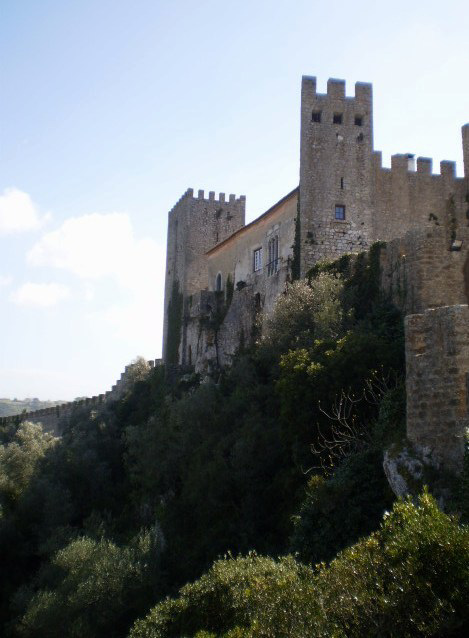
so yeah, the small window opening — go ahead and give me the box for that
[354,115,363,126]
[335,205,346,220]
[340,177,344,189]
[333,113,343,124]
[215,273,222,291]
[312,111,321,122]
[253,247,263,272]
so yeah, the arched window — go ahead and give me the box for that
[215,272,222,291]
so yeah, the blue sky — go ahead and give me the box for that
[1,0,468,400]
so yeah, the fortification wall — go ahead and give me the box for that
[380,226,469,315]
[0,359,163,436]
[405,305,469,473]
[371,153,466,242]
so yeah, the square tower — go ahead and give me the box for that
[299,77,374,275]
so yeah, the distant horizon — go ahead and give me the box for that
[1,0,468,400]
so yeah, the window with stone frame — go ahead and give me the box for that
[253,247,263,272]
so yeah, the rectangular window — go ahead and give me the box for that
[335,205,345,220]
[253,247,263,272]
[311,111,321,122]
[333,113,343,124]
[354,115,363,126]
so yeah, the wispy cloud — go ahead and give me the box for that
[28,212,159,285]
[0,188,51,234]
[0,275,12,287]
[27,212,165,346]
[10,282,71,308]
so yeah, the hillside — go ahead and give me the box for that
[0,252,467,638]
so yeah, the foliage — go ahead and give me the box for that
[15,531,160,638]
[290,203,301,281]
[225,274,234,307]
[313,491,469,637]
[166,280,183,365]
[130,493,469,638]
[0,246,423,637]
[290,449,394,565]
[0,422,58,511]
[129,553,317,638]
[261,274,344,352]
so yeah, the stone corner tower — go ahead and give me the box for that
[162,188,246,363]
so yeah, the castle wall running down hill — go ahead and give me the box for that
[0,359,163,436]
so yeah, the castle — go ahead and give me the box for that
[163,76,469,475]
[2,76,468,480]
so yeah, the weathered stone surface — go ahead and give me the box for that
[405,305,469,474]
[383,442,435,499]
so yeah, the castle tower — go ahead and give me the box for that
[299,77,374,275]
[162,188,245,364]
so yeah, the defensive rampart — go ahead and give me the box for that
[0,359,163,436]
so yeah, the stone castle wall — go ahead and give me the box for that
[0,359,163,436]
[380,227,469,316]
[405,305,469,473]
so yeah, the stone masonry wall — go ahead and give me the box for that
[162,188,245,361]
[0,359,163,436]
[299,77,467,279]
[405,305,469,473]
[299,77,374,275]
[380,226,469,315]
[371,153,466,243]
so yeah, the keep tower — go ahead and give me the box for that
[299,77,374,276]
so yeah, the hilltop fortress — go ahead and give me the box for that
[3,76,468,479]
[163,76,469,475]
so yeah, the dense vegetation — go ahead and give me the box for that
[0,248,467,637]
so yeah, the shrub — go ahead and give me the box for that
[129,553,317,638]
[130,493,469,638]
[16,531,160,638]
[261,274,344,353]
[290,449,395,565]
[0,422,57,510]
[314,491,469,637]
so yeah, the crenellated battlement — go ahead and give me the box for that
[169,188,245,216]
[302,75,372,103]
[372,151,462,179]
[0,359,163,435]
